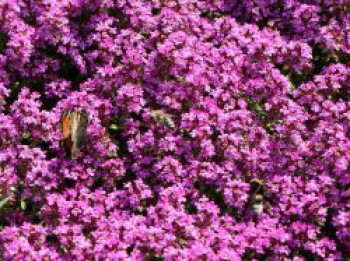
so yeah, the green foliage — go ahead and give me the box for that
[20,199,27,210]
[201,9,225,20]
[0,31,8,54]
[0,196,11,210]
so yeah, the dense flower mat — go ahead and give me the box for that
[0,0,349,260]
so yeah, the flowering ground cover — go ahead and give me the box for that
[0,0,349,260]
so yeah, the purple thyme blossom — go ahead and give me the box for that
[0,0,348,260]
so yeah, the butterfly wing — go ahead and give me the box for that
[60,110,73,156]
[70,110,88,159]
[75,109,88,148]
[60,110,71,139]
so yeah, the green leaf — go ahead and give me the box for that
[108,151,118,158]
[0,196,11,209]
[60,245,68,254]
[317,221,325,227]
[141,32,150,40]
[177,76,184,83]
[282,65,289,71]
[22,131,31,139]
[109,124,121,131]
[12,81,20,90]
[138,205,146,213]
[20,199,27,210]
[288,79,296,92]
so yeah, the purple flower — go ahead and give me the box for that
[0,0,348,260]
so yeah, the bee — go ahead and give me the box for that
[248,178,265,216]
[251,194,264,215]
[60,109,89,159]
[150,110,175,129]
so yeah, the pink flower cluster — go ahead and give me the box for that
[0,0,349,260]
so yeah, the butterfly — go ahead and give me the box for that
[60,109,89,159]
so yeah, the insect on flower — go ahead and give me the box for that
[249,178,265,216]
[251,194,264,215]
[60,109,89,159]
[150,109,176,129]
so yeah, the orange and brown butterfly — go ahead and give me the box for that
[60,109,89,159]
